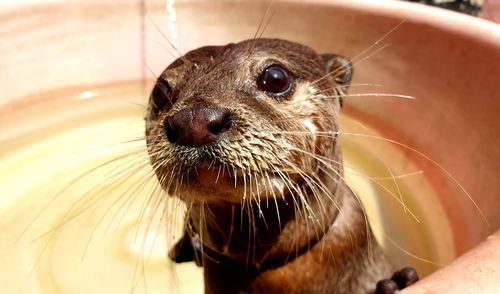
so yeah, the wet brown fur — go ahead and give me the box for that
[145,39,390,293]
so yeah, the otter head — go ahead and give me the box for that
[145,39,352,204]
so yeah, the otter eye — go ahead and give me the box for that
[257,65,292,95]
[151,80,172,110]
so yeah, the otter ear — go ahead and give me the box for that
[320,54,353,107]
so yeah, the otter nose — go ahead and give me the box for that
[165,107,233,147]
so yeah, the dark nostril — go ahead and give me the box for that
[165,120,180,144]
[208,113,233,135]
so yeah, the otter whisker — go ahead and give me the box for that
[129,184,168,293]
[284,162,329,248]
[231,166,237,187]
[245,195,255,267]
[16,148,147,242]
[281,158,330,224]
[47,137,147,156]
[283,157,342,214]
[247,0,275,57]
[291,128,410,217]
[290,141,396,257]
[349,168,420,222]
[264,171,282,229]
[369,149,408,214]
[334,83,383,89]
[251,186,261,266]
[312,43,390,86]
[32,160,157,244]
[241,171,248,227]
[256,5,274,43]
[270,129,421,216]
[369,170,424,180]
[214,164,223,183]
[28,159,157,276]
[129,174,164,245]
[288,144,420,223]
[349,20,405,64]
[81,172,160,261]
[312,84,381,96]
[30,156,155,242]
[125,157,177,248]
[279,157,347,259]
[374,224,442,267]
[338,131,490,226]
[312,20,405,86]
[246,172,265,265]
[145,14,181,60]
[319,93,416,100]
[270,163,307,220]
[200,201,206,263]
[248,172,254,206]
[252,173,266,222]
[145,62,158,81]
[262,174,271,209]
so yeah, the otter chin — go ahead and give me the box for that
[145,38,413,293]
[197,165,293,198]
[178,162,292,203]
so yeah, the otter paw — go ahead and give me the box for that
[391,267,419,289]
[375,279,399,294]
[375,267,419,293]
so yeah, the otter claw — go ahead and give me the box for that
[392,267,419,289]
[375,267,419,294]
[375,279,399,294]
[168,232,203,266]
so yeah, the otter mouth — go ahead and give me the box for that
[191,161,301,187]
[170,160,305,202]
[191,162,234,187]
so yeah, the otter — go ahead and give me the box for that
[145,39,417,293]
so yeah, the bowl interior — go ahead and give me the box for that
[1,0,499,293]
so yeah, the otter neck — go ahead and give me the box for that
[187,161,344,270]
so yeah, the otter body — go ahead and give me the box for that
[145,39,391,293]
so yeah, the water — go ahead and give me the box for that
[0,81,454,293]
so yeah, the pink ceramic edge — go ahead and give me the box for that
[402,228,500,293]
[282,0,500,46]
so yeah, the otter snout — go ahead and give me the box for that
[165,107,233,147]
